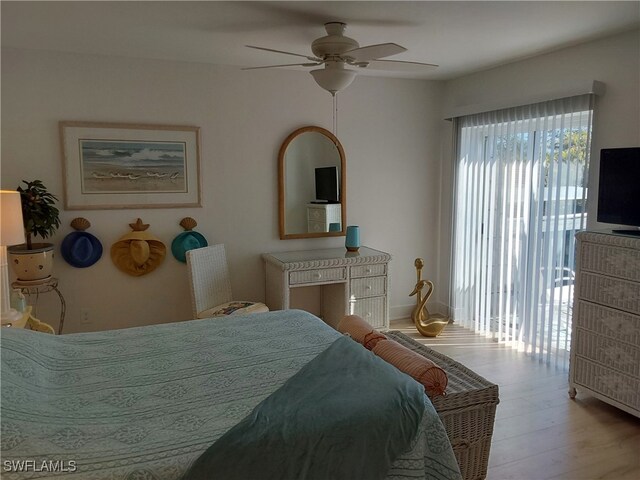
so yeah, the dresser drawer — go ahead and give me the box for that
[574,300,640,345]
[289,267,346,285]
[575,329,640,377]
[581,242,640,282]
[352,296,386,329]
[350,264,387,278]
[350,276,386,298]
[307,220,327,233]
[578,272,640,315]
[572,357,639,410]
[307,208,327,222]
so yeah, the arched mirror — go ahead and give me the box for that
[279,126,346,239]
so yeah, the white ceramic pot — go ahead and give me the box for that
[8,243,55,282]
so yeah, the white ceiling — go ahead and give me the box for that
[2,1,639,80]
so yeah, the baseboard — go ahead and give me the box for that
[390,304,413,321]
[390,301,450,321]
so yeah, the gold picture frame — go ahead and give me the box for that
[59,121,201,210]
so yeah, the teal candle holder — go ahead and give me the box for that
[345,225,360,252]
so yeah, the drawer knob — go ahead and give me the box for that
[366,285,372,290]
[365,269,372,274]
[315,273,322,279]
[365,312,372,318]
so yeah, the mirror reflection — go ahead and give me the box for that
[279,126,346,239]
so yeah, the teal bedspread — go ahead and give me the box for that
[183,336,426,480]
[1,310,461,480]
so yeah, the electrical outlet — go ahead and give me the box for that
[80,309,91,325]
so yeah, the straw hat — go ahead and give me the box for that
[110,218,166,276]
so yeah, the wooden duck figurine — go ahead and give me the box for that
[410,258,449,337]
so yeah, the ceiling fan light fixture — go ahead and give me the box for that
[246,21,437,95]
[310,65,357,96]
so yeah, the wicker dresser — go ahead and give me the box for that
[569,231,640,417]
[306,203,342,233]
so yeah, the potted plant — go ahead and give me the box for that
[8,180,61,282]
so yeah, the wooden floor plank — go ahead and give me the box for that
[389,318,640,479]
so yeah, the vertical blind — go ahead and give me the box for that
[451,94,594,368]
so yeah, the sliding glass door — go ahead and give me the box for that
[451,95,593,367]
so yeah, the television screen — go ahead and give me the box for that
[315,166,339,203]
[597,147,640,229]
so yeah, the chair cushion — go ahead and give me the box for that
[197,302,269,318]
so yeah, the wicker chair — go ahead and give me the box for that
[186,244,269,319]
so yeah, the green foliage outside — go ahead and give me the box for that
[544,129,590,165]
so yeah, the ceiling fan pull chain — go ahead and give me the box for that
[333,94,338,136]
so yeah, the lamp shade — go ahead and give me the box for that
[310,64,357,96]
[0,190,25,246]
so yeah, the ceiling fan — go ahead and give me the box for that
[244,22,438,95]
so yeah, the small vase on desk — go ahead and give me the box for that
[345,225,360,252]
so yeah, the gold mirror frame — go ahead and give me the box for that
[278,126,347,240]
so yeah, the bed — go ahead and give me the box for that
[1,309,461,480]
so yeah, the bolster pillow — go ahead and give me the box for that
[337,315,387,350]
[372,339,448,398]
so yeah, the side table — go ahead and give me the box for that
[12,277,66,334]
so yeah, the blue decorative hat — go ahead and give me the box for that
[171,217,208,263]
[60,218,103,268]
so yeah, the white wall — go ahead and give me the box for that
[1,47,446,332]
[6,30,635,331]
[436,29,640,309]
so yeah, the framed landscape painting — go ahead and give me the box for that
[60,121,201,209]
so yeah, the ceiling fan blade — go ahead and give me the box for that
[344,43,407,62]
[246,45,321,62]
[242,62,322,71]
[363,59,439,72]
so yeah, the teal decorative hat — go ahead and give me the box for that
[171,217,208,263]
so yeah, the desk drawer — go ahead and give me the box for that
[350,264,387,278]
[352,296,386,329]
[350,276,386,298]
[289,267,346,285]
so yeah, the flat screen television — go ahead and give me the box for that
[597,147,640,234]
[314,166,339,203]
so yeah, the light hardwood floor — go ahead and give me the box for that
[389,318,640,480]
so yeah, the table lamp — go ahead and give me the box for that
[1,190,26,323]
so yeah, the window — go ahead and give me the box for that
[451,94,594,368]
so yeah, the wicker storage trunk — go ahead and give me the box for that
[386,331,499,480]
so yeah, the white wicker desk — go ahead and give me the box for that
[262,246,391,330]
